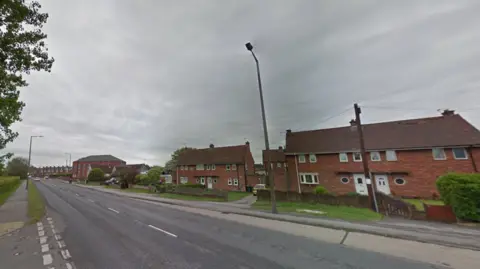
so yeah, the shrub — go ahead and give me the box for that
[314,185,328,195]
[436,173,480,221]
[87,168,104,181]
[347,192,360,196]
[182,183,204,188]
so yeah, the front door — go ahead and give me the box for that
[353,174,368,195]
[207,177,213,189]
[375,174,390,195]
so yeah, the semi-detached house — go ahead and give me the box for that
[283,110,480,198]
[176,142,255,191]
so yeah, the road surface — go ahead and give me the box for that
[35,179,442,269]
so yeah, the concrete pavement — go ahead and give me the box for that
[35,179,452,269]
[0,181,27,236]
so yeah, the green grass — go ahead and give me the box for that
[252,201,383,222]
[228,191,251,201]
[403,199,445,211]
[120,187,151,194]
[28,180,45,223]
[0,176,21,206]
[158,192,225,201]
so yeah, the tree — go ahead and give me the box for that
[0,1,54,163]
[6,156,28,179]
[164,147,194,172]
[147,166,163,181]
[87,168,104,182]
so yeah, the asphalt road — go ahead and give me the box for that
[35,180,442,269]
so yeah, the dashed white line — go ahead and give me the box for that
[54,234,62,241]
[36,222,43,227]
[66,262,74,269]
[38,230,45,237]
[39,236,47,244]
[88,199,95,203]
[43,254,53,265]
[61,249,72,260]
[108,208,120,214]
[75,193,79,196]
[38,225,44,231]
[147,224,178,238]
[41,244,49,253]
[58,240,66,249]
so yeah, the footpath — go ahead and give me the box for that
[75,183,480,251]
[0,181,28,236]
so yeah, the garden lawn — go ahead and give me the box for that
[158,193,225,202]
[403,199,444,211]
[228,191,251,201]
[252,201,383,221]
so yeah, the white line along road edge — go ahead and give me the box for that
[108,208,120,214]
[148,224,178,238]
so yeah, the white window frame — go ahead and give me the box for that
[196,164,205,170]
[370,151,381,161]
[232,164,237,171]
[299,173,319,184]
[340,177,349,184]
[386,150,397,161]
[211,164,216,170]
[452,148,468,160]
[233,178,239,186]
[228,178,233,185]
[226,164,231,171]
[309,154,317,163]
[180,177,188,184]
[206,165,211,170]
[180,165,184,170]
[298,154,306,163]
[339,153,348,162]
[277,163,282,168]
[200,177,205,185]
[432,148,446,160]
[353,152,362,162]
[394,177,406,185]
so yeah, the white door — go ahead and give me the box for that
[207,177,213,189]
[353,174,368,195]
[375,174,390,195]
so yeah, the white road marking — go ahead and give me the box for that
[88,199,95,203]
[108,208,120,214]
[36,222,43,227]
[47,217,52,221]
[61,249,72,260]
[66,262,74,269]
[41,244,49,253]
[148,224,178,238]
[54,234,62,240]
[75,193,79,196]
[37,226,44,231]
[43,254,53,265]
[52,228,58,234]
[38,230,45,237]
[58,240,66,249]
[39,236,47,244]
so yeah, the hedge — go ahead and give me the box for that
[436,173,480,221]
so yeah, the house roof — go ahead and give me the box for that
[90,164,115,174]
[176,143,250,165]
[285,114,480,154]
[76,155,125,163]
[262,149,286,162]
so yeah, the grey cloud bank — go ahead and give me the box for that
[3,0,480,166]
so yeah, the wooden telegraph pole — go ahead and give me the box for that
[353,103,379,212]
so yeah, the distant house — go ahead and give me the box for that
[176,142,255,191]
[263,147,289,191]
[111,163,149,183]
[87,164,115,178]
[36,166,72,176]
[72,155,126,179]
[283,110,480,198]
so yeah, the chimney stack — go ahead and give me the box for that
[442,109,455,116]
[278,146,283,150]
[349,119,356,126]
[245,141,250,146]
[209,143,214,148]
[286,129,292,135]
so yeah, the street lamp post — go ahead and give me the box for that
[27,135,43,189]
[245,42,277,214]
[65,153,71,167]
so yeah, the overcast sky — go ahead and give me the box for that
[3,0,480,166]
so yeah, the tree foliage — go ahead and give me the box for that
[6,156,28,178]
[88,168,104,182]
[0,1,54,161]
[436,173,480,221]
[147,166,163,181]
[164,147,194,172]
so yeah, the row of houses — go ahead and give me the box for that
[71,154,149,180]
[34,166,72,176]
[175,110,480,198]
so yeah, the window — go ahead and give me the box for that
[339,153,348,162]
[353,152,362,162]
[370,151,381,161]
[277,163,282,168]
[452,148,468,160]
[200,177,205,184]
[232,164,237,170]
[206,165,211,170]
[309,154,317,163]
[196,164,205,170]
[228,178,233,185]
[386,150,397,161]
[211,164,216,170]
[298,155,306,163]
[213,179,217,184]
[432,148,446,160]
[195,178,199,183]
[299,173,319,184]
[180,165,184,170]
[233,178,239,186]
[180,177,188,184]
[190,166,194,170]
[226,164,231,171]
[340,177,349,184]
[394,177,406,185]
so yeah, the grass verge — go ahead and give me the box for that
[252,201,383,222]
[0,177,21,206]
[158,192,225,201]
[228,191,251,201]
[28,181,46,223]
[403,199,444,211]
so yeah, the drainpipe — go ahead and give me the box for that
[294,155,301,194]
[468,146,478,172]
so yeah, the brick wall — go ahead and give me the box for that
[285,148,480,198]
[177,164,247,191]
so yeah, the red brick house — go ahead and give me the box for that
[72,155,126,179]
[176,142,255,191]
[284,111,480,198]
[262,147,290,191]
